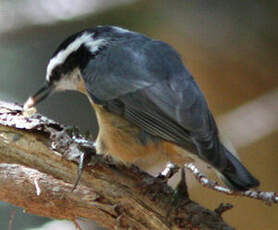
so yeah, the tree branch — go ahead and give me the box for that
[0,101,234,230]
[185,163,278,205]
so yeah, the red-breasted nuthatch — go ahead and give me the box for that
[24,25,259,191]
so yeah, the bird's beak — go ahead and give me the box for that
[23,82,54,110]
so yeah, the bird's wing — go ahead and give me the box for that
[83,39,217,154]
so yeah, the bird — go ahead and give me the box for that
[24,25,259,191]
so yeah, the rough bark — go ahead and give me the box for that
[0,101,234,230]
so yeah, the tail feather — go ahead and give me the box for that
[187,125,259,191]
[219,146,260,191]
[194,137,260,191]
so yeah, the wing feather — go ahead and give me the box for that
[83,38,216,155]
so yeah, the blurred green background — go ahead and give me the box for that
[0,0,277,229]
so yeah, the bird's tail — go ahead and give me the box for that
[216,144,260,191]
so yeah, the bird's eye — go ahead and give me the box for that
[51,66,62,82]
[51,70,58,81]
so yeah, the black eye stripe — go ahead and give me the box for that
[50,65,62,82]
[48,27,111,82]
[49,44,97,81]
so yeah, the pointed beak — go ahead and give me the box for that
[24,82,54,110]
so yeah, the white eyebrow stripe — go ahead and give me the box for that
[46,32,105,81]
[112,26,131,33]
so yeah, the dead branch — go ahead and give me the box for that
[0,101,234,230]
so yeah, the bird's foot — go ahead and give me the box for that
[157,162,180,183]
[64,126,97,191]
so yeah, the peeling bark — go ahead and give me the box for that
[0,101,234,230]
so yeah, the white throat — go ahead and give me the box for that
[54,68,81,91]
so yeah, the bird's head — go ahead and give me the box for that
[23,25,132,109]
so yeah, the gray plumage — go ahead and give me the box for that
[42,26,259,191]
[81,27,259,190]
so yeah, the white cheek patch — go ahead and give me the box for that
[55,68,81,91]
[46,32,105,81]
[55,76,78,91]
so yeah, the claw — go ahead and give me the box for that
[71,137,96,192]
[71,152,86,192]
